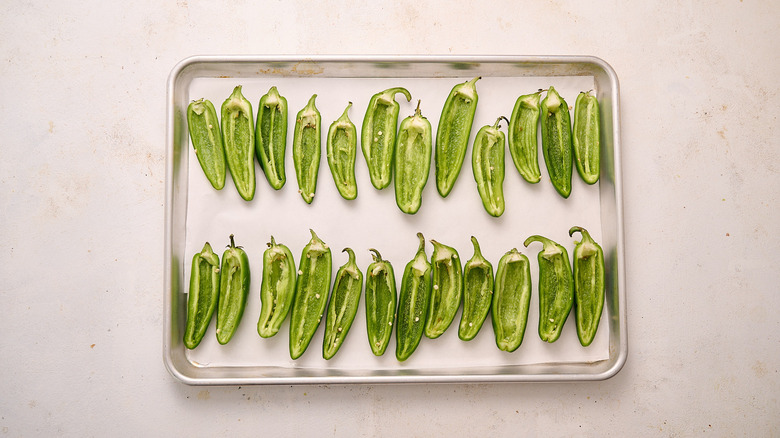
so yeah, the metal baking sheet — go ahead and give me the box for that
[164,55,627,385]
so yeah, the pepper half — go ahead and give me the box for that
[572,91,601,184]
[569,226,605,346]
[435,76,480,197]
[365,249,397,356]
[322,248,363,359]
[183,242,221,349]
[424,239,462,339]
[326,102,358,200]
[187,99,226,190]
[472,116,508,217]
[458,237,493,341]
[361,87,412,190]
[257,236,296,338]
[255,86,288,190]
[215,235,251,345]
[221,86,256,201]
[293,95,322,204]
[540,86,573,198]
[508,91,543,184]
[289,230,332,359]
[395,233,432,361]
[491,248,532,352]
[524,234,574,343]
[394,100,432,215]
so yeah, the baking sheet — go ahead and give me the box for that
[182,74,609,371]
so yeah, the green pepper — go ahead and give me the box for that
[293,94,322,204]
[472,116,508,217]
[394,100,432,215]
[458,237,493,341]
[395,233,432,361]
[187,99,226,190]
[572,91,601,184]
[322,248,363,359]
[183,242,221,349]
[508,91,543,184]
[424,239,462,339]
[540,86,573,198]
[365,249,397,356]
[256,236,296,338]
[491,248,532,352]
[524,234,574,343]
[569,226,605,346]
[435,76,480,197]
[221,86,256,201]
[289,230,332,359]
[361,87,412,190]
[255,86,288,190]
[326,102,358,200]
[215,235,251,345]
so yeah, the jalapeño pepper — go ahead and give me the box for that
[491,248,532,352]
[326,102,358,200]
[396,233,432,361]
[183,242,220,349]
[257,236,296,338]
[361,87,412,190]
[572,91,601,184]
[187,99,226,190]
[424,239,463,339]
[508,91,543,184]
[255,86,288,190]
[458,237,493,341]
[322,248,363,359]
[289,230,332,359]
[569,226,605,346]
[472,116,508,217]
[215,235,251,345]
[435,76,480,197]
[221,86,256,201]
[293,94,322,204]
[524,234,574,343]
[365,249,397,356]
[540,86,573,198]
[394,100,432,215]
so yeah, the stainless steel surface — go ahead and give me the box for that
[164,55,626,385]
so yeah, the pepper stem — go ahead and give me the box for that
[342,247,356,263]
[229,234,236,248]
[523,234,553,249]
[415,99,421,116]
[268,236,276,248]
[369,248,383,262]
[416,232,426,253]
[493,116,509,129]
[339,102,352,120]
[470,236,482,257]
[569,226,593,243]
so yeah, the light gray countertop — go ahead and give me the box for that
[1,1,778,435]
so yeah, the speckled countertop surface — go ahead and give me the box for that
[1,1,778,436]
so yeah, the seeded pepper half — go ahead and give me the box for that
[396,233,432,362]
[424,239,463,339]
[569,226,605,346]
[491,248,532,352]
[572,91,601,184]
[187,99,226,190]
[257,236,296,338]
[255,86,288,190]
[436,76,480,197]
[458,237,493,341]
[362,87,412,190]
[365,249,397,356]
[326,102,358,200]
[323,248,363,359]
[472,116,508,217]
[289,230,332,359]
[221,86,256,201]
[394,100,432,215]
[508,91,543,184]
[540,86,573,198]
[215,235,251,345]
[183,242,221,349]
[524,235,573,343]
[293,95,322,204]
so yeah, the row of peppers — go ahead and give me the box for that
[187,80,601,216]
[183,228,605,361]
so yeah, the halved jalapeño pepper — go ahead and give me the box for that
[508,91,543,184]
[183,242,220,349]
[221,86,256,201]
[540,86,573,198]
[569,226,605,346]
[326,102,358,200]
[458,237,493,341]
[424,239,463,339]
[472,116,508,217]
[216,235,251,345]
[394,100,432,215]
[491,248,532,352]
[257,236,296,338]
[187,99,226,190]
[289,230,332,359]
[524,235,573,343]
[361,87,412,190]
[396,233,432,361]
[293,95,322,204]
[255,86,288,190]
[323,248,363,359]
[435,76,480,197]
[365,249,397,356]
[573,91,601,184]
